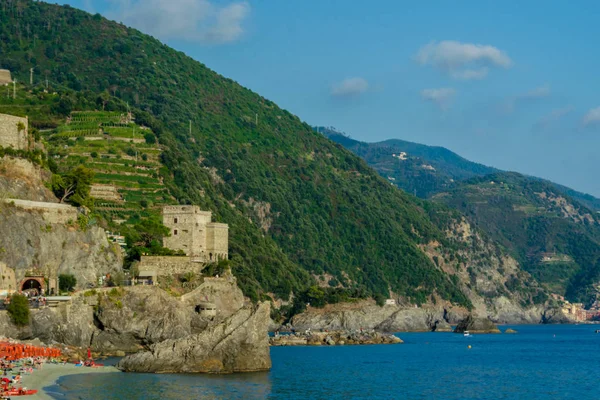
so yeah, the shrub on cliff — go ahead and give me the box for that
[59,273,77,292]
[7,294,30,327]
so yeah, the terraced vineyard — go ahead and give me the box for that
[46,111,174,223]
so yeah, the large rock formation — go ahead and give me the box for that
[92,287,193,352]
[288,295,551,333]
[180,274,245,320]
[290,301,447,332]
[0,205,122,288]
[117,302,271,373]
[454,314,501,334]
[270,330,402,346]
[0,157,56,202]
[0,285,273,374]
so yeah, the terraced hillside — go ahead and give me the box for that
[46,111,173,222]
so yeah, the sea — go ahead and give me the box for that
[46,325,600,399]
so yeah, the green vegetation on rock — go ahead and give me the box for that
[7,294,30,327]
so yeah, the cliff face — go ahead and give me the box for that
[0,205,122,288]
[0,157,122,288]
[92,286,194,352]
[0,157,56,202]
[116,302,271,374]
[0,285,272,373]
[290,300,548,332]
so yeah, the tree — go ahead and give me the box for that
[59,274,77,292]
[126,218,170,249]
[7,294,30,327]
[51,165,94,205]
[144,132,156,144]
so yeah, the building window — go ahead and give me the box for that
[174,229,178,235]
[174,217,178,223]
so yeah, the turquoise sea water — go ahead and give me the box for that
[47,325,600,399]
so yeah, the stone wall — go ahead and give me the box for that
[206,223,228,261]
[90,184,122,201]
[0,70,11,85]
[139,256,204,276]
[0,262,17,294]
[3,198,78,224]
[0,113,28,150]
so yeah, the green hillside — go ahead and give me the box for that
[0,1,491,306]
[320,127,497,198]
[46,111,173,221]
[321,128,600,302]
[321,128,600,213]
[432,172,600,302]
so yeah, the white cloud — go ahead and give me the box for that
[331,77,370,98]
[421,87,456,110]
[503,84,552,114]
[535,106,573,129]
[583,106,600,126]
[415,40,512,80]
[519,84,551,100]
[107,0,250,44]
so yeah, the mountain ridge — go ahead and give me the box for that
[319,127,600,210]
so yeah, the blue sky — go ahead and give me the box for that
[61,0,600,196]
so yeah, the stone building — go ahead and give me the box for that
[163,205,228,262]
[0,69,11,85]
[0,113,28,150]
[0,262,17,295]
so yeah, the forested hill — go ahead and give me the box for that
[319,127,497,198]
[320,127,600,211]
[318,130,600,303]
[0,0,483,306]
[433,173,600,303]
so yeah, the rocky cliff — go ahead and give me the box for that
[0,284,272,373]
[454,314,501,334]
[0,204,122,288]
[0,157,56,202]
[290,298,552,333]
[116,302,271,373]
[0,157,122,288]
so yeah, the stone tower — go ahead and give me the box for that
[162,205,229,262]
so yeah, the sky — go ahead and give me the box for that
[59,0,600,196]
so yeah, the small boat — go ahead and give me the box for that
[463,331,471,337]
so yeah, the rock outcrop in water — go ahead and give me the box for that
[270,330,402,346]
[453,315,500,334]
[117,302,271,373]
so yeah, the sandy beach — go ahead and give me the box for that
[16,363,120,400]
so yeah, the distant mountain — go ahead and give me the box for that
[319,127,600,210]
[319,127,600,302]
[318,127,497,198]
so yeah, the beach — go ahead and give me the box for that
[18,363,119,400]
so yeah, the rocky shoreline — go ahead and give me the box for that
[270,330,403,346]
